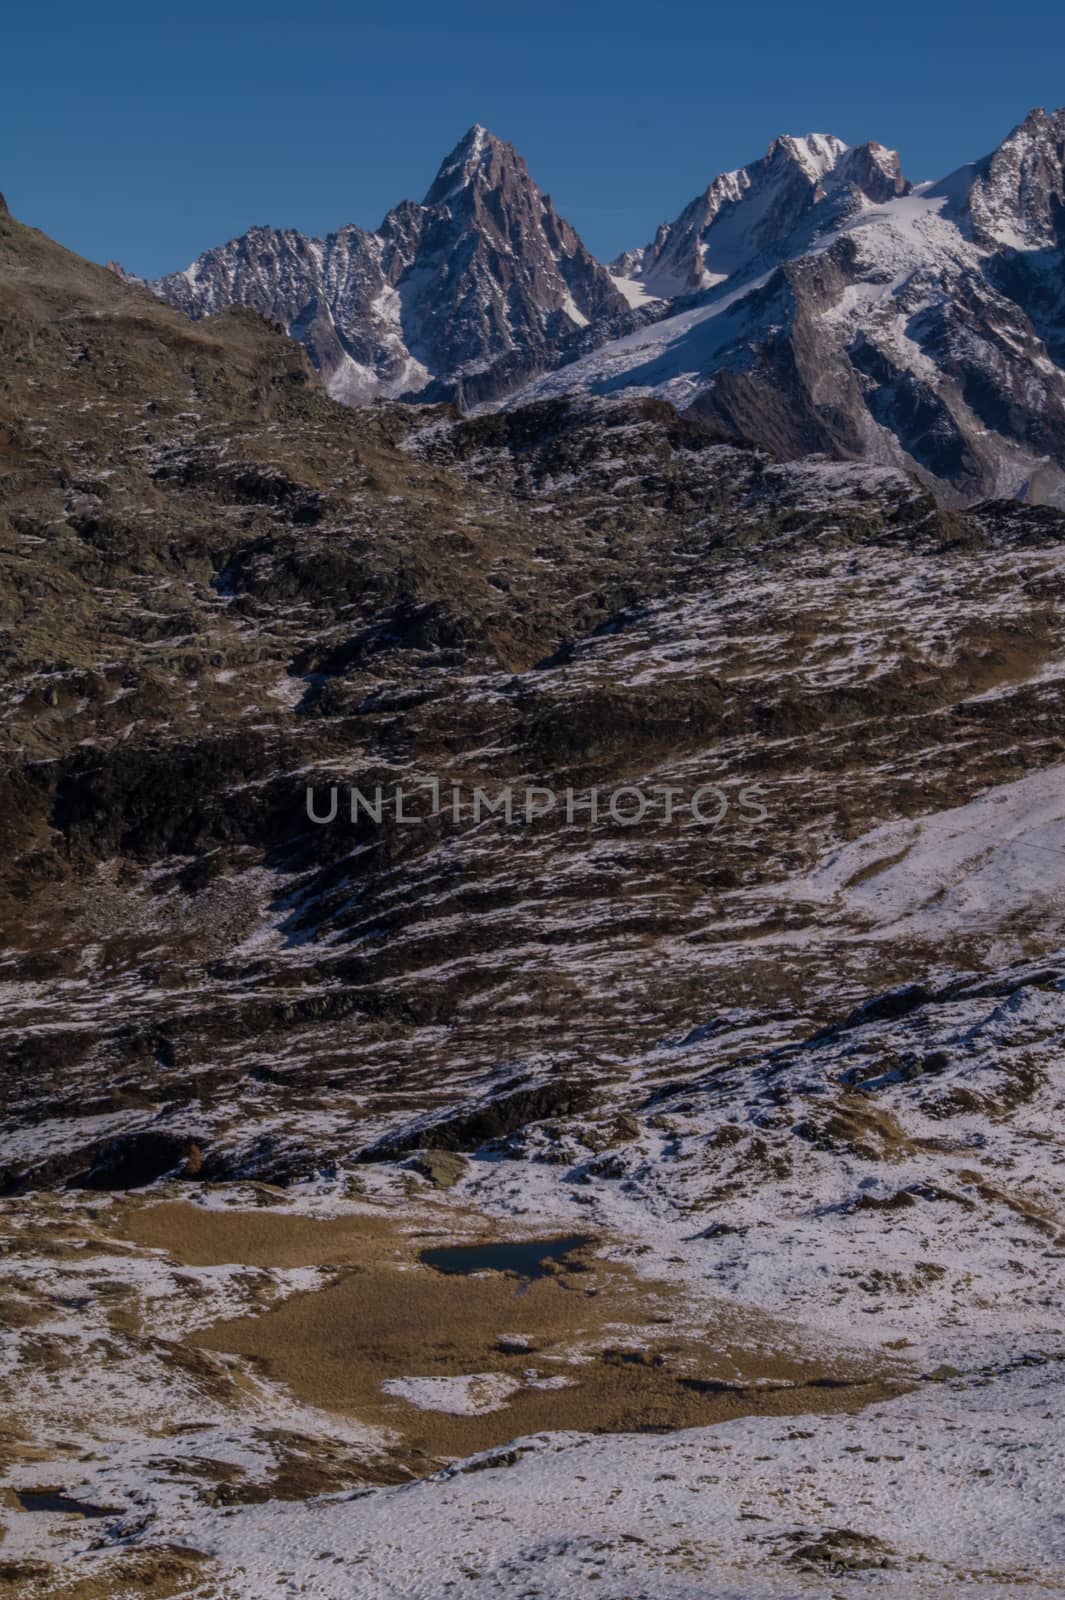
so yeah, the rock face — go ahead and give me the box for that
[408,1150,469,1189]
[150,126,631,406]
[965,106,1065,250]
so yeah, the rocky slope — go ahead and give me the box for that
[3,198,1065,1598]
[149,126,633,407]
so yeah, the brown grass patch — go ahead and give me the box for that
[119,1202,913,1469]
[0,1546,212,1600]
[120,1198,403,1269]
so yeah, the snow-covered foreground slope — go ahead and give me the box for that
[6,1356,1061,1597]
[790,761,1065,939]
[4,778,1065,1597]
[183,1358,1065,1599]
[2,941,1063,1597]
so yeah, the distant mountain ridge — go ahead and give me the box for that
[518,107,1065,507]
[140,110,1065,504]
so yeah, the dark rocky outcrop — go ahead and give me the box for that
[359,1079,595,1160]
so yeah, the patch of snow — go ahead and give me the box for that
[382,1372,521,1415]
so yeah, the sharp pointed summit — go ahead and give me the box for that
[965,104,1065,250]
[423,124,514,206]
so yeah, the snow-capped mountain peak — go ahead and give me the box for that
[767,130,848,182]
[608,130,904,300]
[834,140,910,203]
[515,111,1065,507]
[965,105,1065,250]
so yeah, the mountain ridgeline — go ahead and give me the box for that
[133,110,1065,504]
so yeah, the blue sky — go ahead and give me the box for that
[4,0,1064,278]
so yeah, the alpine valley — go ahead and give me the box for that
[1,107,1064,1600]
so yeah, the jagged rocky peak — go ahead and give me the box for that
[610,130,910,299]
[147,124,630,409]
[423,123,518,206]
[416,121,576,252]
[381,121,629,404]
[137,109,1065,507]
[967,105,1065,249]
[417,121,612,287]
[771,133,907,202]
[0,191,7,217]
[765,131,848,181]
[513,110,1065,508]
[835,141,910,203]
